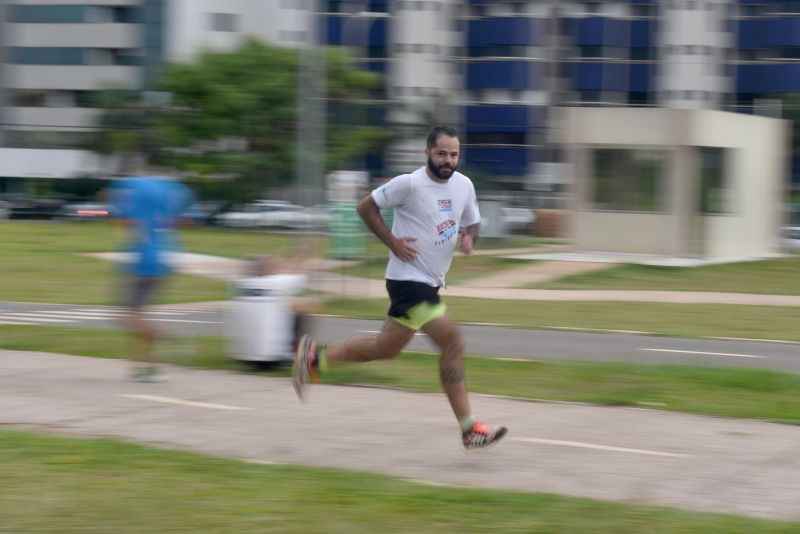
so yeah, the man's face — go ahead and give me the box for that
[426,135,460,180]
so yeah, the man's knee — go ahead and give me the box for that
[439,330,465,360]
[374,323,414,359]
[373,337,406,360]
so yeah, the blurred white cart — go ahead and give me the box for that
[225,273,306,363]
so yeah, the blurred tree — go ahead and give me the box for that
[93,39,389,202]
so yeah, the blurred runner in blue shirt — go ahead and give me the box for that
[110,175,195,382]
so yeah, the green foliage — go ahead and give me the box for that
[93,39,390,202]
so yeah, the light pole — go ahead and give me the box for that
[295,0,327,208]
[0,0,8,148]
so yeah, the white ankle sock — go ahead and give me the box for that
[459,416,475,433]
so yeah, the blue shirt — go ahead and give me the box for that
[111,177,195,277]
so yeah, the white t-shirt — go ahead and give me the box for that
[371,166,481,287]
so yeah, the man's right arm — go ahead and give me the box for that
[356,195,417,262]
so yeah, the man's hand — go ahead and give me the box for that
[459,232,474,255]
[391,236,418,262]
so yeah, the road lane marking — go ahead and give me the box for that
[512,437,690,458]
[641,348,765,359]
[0,314,73,323]
[120,394,251,411]
[358,329,424,337]
[545,325,653,335]
[711,337,799,345]
[151,319,221,325]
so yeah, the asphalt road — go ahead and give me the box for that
[2,301,798,372]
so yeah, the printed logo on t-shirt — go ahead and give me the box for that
[435,219,458,246]
[438,199,452,212]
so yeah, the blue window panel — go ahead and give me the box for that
[325,16,381,47]
[467,18,538,47]
[737,19,764,49]
[10,5,87,23]
[793,155,800,187]
[364,61,387,74]
[367,0,389,12]
[466,61,539,90]
[764,18,800,47]
[325,16,343,45]
[629,63,653,92]
[735,65,760,93]
[465,105,531,133]
[464,147,530,177]
[577,17,605,46]
[630,20,652,48]
[737,64,800,93]
[368,18,387,48]
[734,17,800,49]
[573,63,627,92]
[9,47,85,65]
[575,18,628,48]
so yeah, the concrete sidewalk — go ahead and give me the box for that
[3,349,800,521]
[311,272,800,306]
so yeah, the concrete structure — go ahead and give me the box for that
[1,0,799,194]
[0,0,146,189]
[165,0,312,63]
[0,0,311,189]
[559,106,789,260]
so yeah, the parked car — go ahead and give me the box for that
[5,196,66,220]
[186,201,225,226]
[58,202,112,221]
[501,206,535,233]
[217,200,329,230]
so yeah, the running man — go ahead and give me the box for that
[293,126,507,449]
[110,174,194,382]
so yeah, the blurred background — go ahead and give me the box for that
[6,4,800,530]
[1,0,798,240]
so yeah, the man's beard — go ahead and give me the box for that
[427,157,456,180]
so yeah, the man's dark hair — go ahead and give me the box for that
[426,126,458,149]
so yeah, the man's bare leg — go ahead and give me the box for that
[124,310,158,364]
[422,315,508,448]
[420,316,470,420]
[292,318,414,399]
[326,318,415,363]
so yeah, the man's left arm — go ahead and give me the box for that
[460,223,480,255]
[459,183,481,255]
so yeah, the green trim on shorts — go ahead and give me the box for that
[390,301,447,331]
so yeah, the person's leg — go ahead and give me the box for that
[422,315,508,449]
[122,276,162,380]
[420,315,470,420]
[326,317,415,363]
[292,318,414,399]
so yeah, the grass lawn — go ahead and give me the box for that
[535,257,800,295]
[3,430,797,534]
[5,325,800,423]
[0,222,230,304]
[321,296,800,342]
[0,222,540,304]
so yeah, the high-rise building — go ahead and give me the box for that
[1,1,799,191]
[0,1,145,186]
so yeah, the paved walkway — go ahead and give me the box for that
[461,260,610,288]
[311,273,800,306]
[3,350,799,521]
